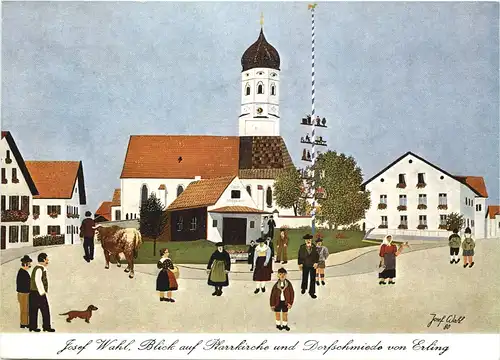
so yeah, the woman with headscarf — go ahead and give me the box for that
[206,242,231,296]
[253,238,272,294]
[462,227,476,268]
[378,235,405,285]
[156,248,178,302]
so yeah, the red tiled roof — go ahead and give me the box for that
[95,201,112,221]
[453,176,488,198]
[25,161,80,199]
[209,206,269,214]
[486,205,500,219]
[120,136,240,179]
[167,176,235,211]
[111,189,121,206]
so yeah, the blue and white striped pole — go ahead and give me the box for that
[309,3,317,235]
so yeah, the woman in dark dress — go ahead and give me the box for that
[253,238,272,293]
[378,235,407,285]
[156,248,178,302]
[206,242,231,296]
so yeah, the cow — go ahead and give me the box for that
[94,225,142,279]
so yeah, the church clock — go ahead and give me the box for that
[257,107,263,114]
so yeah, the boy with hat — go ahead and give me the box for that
[16,255,32,329]
[297,234,320,298]
[206,242,231,296]
[270,268,294,331]
[315,236,329,286]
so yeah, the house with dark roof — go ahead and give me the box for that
[486,205,500,239]
[116,26,297,237]
[361,151,488,239]
[166,176,268,244]
[1,131,39,249]
[25,161,87,245]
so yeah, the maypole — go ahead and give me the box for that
[300,3,327,236]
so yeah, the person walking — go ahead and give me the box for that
[462,227,476,268]
[16,255,32,329]
[267,215,276,239]
[206,242,231,296]
[448,228,461,264]
[247,240,256,271]
[80,211,96,262]
[276,228,289,264]
[156,248,178,302]
[29,253,55,332]
[297,234,319,299]
[270,268,294,331]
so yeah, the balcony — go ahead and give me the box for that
[1,210,29,222]
[417,224,428,230]
[398,224,408,230]
[416,182,427,189]
[378,224,388,229]
[66,213,80,219]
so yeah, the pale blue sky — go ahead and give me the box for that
[2,1,499,212]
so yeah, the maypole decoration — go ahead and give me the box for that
[300,3,328,236]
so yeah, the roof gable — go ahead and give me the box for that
[111,189,121,206]
[361,151,487,197]
[166,176,235,211]
[95,201,112,221]
[1,131,38,196]
[25,161,84,200]
[486,205,500,219]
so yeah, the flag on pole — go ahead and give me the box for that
[308,3,317,10]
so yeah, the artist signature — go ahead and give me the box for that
[427,313,465,330]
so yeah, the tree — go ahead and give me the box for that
[446,212,465,231]
[273,168,304,216]
[308,151,371,230]
[139,193,168,256]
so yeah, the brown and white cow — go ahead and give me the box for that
[94,225,142,279]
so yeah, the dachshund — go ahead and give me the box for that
[59,305,98,323]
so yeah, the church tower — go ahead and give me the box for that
[239,16,281,137]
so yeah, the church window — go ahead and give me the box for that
[271,84,276,96]
[266,186,273,208]
[246,185,252,196]
[177,185,184,197]
[245,84,251,96]
[257,82,264,94]
[141,184,148,205]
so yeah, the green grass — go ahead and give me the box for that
[135,229,372,264]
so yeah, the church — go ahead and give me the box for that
[113,25,299,244]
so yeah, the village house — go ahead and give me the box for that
[110,189,122,221]
[25,161,87,245]
[486,205,500,239]
[115,26,297,235]
[166,176,268,244]
[362,151,488,239]
[0,131,38,250]
[95,201,112,223]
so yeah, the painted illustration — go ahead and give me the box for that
[1,1,499,336]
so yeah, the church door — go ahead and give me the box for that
[222,218,247,245]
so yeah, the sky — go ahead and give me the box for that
[2,1,499,213]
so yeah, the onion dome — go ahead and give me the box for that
[241,29,280,72]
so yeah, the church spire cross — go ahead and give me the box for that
[260,12,264,27]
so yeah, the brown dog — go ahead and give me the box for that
[59,305,98,323]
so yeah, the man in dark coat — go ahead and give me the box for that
[298,234,320,299]
[80,211,96,262]
[247,240,256,271]
[17,255,32,329]
[267,215,277,239]
[206,242,231,296]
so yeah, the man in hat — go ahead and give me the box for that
[29,252,55,332]
[315,237,329,286]
[206,242,231,296]
[270,268,294,331]
[276,228,289,264]
[297,234,319,298]
[80,211,96,262]
[247,240,257,271]
[253,238,272,293]
[17,255,32,329]
[267,215,276,239]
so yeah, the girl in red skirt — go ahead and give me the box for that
[253,238,272,293]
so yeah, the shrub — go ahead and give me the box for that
[397,205,407,211]
[417,204,427,210]
[417,224,428,230]
[377,203,387,210]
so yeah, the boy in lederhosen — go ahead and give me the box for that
[270,268,294,331]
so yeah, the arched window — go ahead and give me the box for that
[271,84,276,96]
[246,185,252,197]
[141,184,148,205]
[245,84,251,96]
[257,82,264,94]
[266,186,273,208]
[126,213,129,220]
[177,185,184,197]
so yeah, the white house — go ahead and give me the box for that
[110,189,122,221]
[25,161,87,245]
[0,131,39,250]
[362,151,488,239]
[166,176,268,244]
[486,206,500,238]
[115,26,296,228]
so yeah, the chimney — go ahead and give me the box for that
[194,176,201,180]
